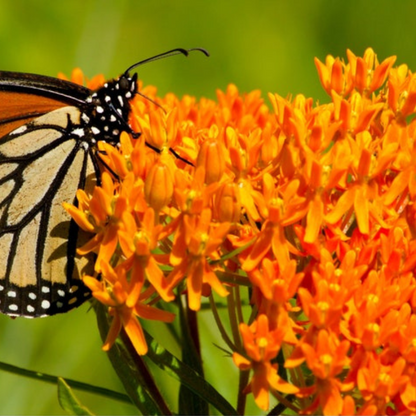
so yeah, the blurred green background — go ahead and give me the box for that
[0,0,415,414]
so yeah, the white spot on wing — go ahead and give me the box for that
[73,128,85,137]
[10,125,27,135]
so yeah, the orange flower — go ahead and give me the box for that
[357,354,408,414]
[63,171,124,272]
[58,67,105,89]
[314,54,354,97]
[298,330,351,416]
[242,173,306,272]
[346,47,396,96]
[84,260,175,355]
[118,207,170,305]
[388,65,416,121]
[247,258,303,343]
[165,208,230,310]
[233,314,299,410]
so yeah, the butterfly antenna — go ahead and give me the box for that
[123,47,210,75]
[124,47,208,166]
[124,47,210,114]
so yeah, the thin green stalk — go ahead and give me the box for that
[209,293,236,352]
[143,329,238,415]
[0,360,131,404]
[236,368,249,415]
[177,294,208,415]
[234,285,245,327]
[227,286,242,351]
[270,391,299,414]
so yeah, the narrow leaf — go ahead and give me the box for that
[178,299,208,415]
[144,329,238,415]
[57,378,95,416]
[0,360,130,404]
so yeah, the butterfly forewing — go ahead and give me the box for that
[0,71,90,138]
[0,107,96,317]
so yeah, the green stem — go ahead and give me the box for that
[120,330,172,414]
[143,329,238,415]
[209,293,236,351]
[236,369,249,415]
[228,286,242,350]
[0,360,131,404]
[177,294,208,415]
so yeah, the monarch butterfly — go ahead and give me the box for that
[0,47,208,318]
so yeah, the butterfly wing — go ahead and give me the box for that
[0,71,90,137]
[0,75,97,317]
[0,67,140,317]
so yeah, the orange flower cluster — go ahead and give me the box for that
[64,48,416,415]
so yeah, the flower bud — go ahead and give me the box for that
[196,136,225,185]
[215,182,241,223]
[145,161,174,212]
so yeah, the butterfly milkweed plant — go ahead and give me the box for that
[61,48,416,415]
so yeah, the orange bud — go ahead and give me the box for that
[196,138,225,184]
[215,182,241,223]
[144,161,173,212]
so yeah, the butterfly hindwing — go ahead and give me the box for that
[0,107,96,317]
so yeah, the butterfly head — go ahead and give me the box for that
[80,48,209,145]
[83,73,139,144]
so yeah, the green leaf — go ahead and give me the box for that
[144,329,238,415]
[177,300,208,415]
[57,378,95,416]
